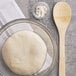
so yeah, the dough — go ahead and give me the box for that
[2,30,47,75]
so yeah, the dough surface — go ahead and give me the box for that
[2,31,47,75]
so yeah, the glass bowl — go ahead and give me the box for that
[0,19,57,76]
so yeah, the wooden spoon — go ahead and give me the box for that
[53,2,71,76]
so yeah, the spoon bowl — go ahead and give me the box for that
[53,2,71,32]
[53,2,71,76]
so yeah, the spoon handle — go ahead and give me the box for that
[59,33,65,76]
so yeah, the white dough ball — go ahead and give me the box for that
[2,31,47,75]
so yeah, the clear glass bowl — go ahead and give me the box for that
[0,19,57,76]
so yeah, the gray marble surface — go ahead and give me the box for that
[0,0,76,76]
